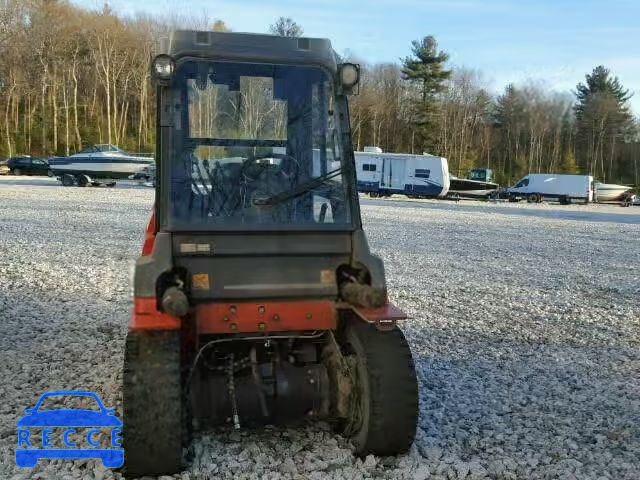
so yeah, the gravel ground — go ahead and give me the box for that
[1,177,639,480]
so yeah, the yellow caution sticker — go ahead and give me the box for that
[192,273,210,290]
[320,269,336,284]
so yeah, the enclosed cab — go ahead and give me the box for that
[468,168,493,183]
[123,31,418,477]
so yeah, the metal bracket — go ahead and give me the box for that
[345,303,408,331]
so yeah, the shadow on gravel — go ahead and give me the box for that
[362,198,640,225]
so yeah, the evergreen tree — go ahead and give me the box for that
[561,150,580,174]
[574,66,634,180]
[401,36,451,152]
[492,84,525,181]
[574,65,632,121]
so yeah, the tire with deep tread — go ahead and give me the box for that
[338,320,418,456]
[123,331,184,478]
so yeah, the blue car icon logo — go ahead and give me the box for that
[16,391,123,469]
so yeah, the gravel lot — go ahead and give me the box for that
[1,177,639,480]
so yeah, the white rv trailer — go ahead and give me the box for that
[355,147,450,198]
[508,174,594,204]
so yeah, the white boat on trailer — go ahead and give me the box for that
[49,144,154,186]
[594,182,633,202]
[448,169,499,199]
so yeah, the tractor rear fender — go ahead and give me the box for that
[131,213,177,331]
[351,230,386,294]
[130,297,181,331]
[134,233,174,298]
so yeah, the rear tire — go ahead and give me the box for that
[76,174,91,187]
[337,320,418,456]
[13,168,22,175]
[47,169,54,177]
[123,331,184,478]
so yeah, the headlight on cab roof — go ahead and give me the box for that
[339,63,360,90]
[151,54,175,83]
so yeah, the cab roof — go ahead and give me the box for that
[163,30,338,74]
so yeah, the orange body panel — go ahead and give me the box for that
[130,297,181,331]
[141,211,156,256]
[195,300,336,334]
[129,298,408,333]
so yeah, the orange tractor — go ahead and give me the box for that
[123,30,418,477]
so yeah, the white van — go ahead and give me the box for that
[355,147,450,198]
[508,174,594,204]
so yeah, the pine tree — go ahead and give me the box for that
[574,65,632,121]
[492,84,525,181]
[561,150,580,174]
[574,66,634,180]
[401,36,451,152]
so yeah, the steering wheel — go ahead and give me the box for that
[238,153,300,214]
[240,152,300,182]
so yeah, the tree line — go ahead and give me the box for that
[350,37,638,185]
[0,0,164,158]
[0,2,637,186]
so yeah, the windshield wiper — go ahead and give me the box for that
[252,168,343,206]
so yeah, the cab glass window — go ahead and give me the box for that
[167,61,352,230]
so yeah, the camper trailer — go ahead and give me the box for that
[508,174,594,204]
[355,147,450,198]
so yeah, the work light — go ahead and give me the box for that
[339,63,360,89]
[151,54,175,81]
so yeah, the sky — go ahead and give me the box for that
[74,0,640,114]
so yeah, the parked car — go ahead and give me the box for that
[0,160,9,175]
[7,156,51,176]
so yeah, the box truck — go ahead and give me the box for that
[508,174,594,204]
